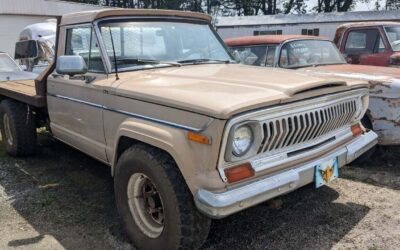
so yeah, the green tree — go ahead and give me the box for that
[386,0,400,9]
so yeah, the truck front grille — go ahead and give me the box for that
[258,99,358,154]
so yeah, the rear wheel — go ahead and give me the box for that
[0,99,37,156]
[114,144,211,250]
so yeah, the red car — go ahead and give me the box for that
[334,22,400,67]
[225,35,400,146]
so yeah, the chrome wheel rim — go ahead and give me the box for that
[127,173,164,238]
[3,114,13,146]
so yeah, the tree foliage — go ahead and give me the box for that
[385,0,400,9]
[64,0,399,15]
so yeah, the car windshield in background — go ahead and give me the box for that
[98,20,233,72]
[0,54,21,72]
[384,26,400,52]
[279,40,346,69]
[231,45,277,66]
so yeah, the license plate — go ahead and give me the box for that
[315,157,339,188]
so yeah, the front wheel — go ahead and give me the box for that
[114,144,211,250]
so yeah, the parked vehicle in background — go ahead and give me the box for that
[0,52,37,81]
[0,9,377,249]
[15,21,56,73]
[333,22,400,67]
[226,35,400,146]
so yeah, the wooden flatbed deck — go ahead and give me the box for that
[0,79,46,107]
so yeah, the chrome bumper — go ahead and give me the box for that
[195,131,378,219]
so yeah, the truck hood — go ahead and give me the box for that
[110,64,366,119]
[300,64,400,82]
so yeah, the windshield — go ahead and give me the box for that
[384,26,400,52]
[0,54,21,72]
[98,20,233,72]
[279,40,346,69]
[230,45,277,66]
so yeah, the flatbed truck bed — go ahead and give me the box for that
[0,65,53,108]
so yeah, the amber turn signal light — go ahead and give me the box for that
[224,163,254,183]
[351,123,363,137]
[187,132,211,145]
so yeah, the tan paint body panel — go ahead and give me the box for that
[60,8,212,26]
[110,64,367,119]
[302,64,400,80]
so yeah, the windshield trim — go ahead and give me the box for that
[384,25,400,52]
[94,17,234,74]
[277,39,347,69]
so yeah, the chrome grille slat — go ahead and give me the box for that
[293,115,307,145]
[259,98,359,154]
[309,111,321,140]
[273,120,285,150]
[277,118,290,149]
[266,121,278,151]
[286,116,299,147]
[304,112,318,142]
[282,117,295,147]
[326,106,336,133]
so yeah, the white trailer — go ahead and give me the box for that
[0,0,104,57]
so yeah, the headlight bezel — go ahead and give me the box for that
[225,121,262,162]
[232,124,254,157]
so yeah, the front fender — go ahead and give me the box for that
[368,79,400,145]
[112,119,184,172]
[109,117,227,193]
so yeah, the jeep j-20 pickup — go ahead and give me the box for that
[0,9,377,249]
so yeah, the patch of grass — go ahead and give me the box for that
[32,194,58,214]
[369,244,378,250]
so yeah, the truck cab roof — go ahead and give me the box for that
[60,8,212,26]
[225,35,328,47]
[336,21,400,29]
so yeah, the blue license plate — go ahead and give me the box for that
[315,157,339,188]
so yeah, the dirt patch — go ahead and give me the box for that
[0,134,399,250]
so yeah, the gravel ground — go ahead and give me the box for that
[0,133,399,250]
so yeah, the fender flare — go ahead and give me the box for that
[110,119,186,177]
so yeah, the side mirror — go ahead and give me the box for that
[15,40,39,59]
[344,55,352,64]
[389,53,400,67]
[56,55,87,76]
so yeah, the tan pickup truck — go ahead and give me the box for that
[0,9,377,249]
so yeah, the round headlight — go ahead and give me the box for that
[232,125,254,157]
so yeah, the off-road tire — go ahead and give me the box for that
[114,144,211,250]
[352,116,376,165]
[0,99,36,156]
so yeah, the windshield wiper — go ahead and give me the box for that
[177,59,233,64]
[116,58,181,67]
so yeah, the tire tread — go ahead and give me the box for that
[116,144,210,249]
[0,99,36,156]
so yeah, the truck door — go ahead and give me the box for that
[47,25,109,163]
[342,28,391,66]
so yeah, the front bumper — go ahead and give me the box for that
[195,131,378,219]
